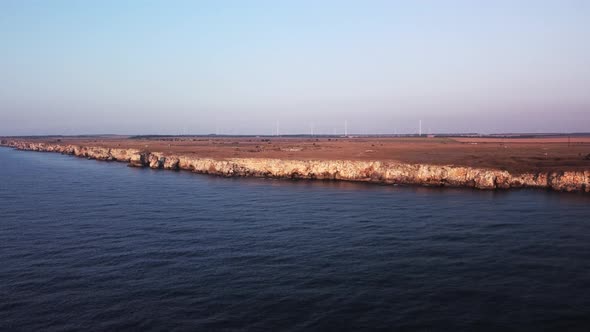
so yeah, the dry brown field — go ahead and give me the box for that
[9,136,590,174]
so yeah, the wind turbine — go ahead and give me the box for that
[345,120,348,136]
[419,120,422,137]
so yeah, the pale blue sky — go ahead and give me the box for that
[1,0,589,135]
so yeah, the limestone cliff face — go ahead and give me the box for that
[3,140,589,193]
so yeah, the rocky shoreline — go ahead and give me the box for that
[2,139,589,193]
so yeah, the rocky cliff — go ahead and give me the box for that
[2,140,589,193]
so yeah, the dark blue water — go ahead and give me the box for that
[1,147,590,331]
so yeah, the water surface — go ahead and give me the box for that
[1,147,590,331]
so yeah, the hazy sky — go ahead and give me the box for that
[1,0,589,135]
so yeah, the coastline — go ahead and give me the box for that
[2,139,589,193]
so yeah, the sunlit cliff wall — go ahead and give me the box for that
[2,140,589,193]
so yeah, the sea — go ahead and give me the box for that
[1,147,590,331]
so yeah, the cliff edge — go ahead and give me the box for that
[2,139,589,193]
